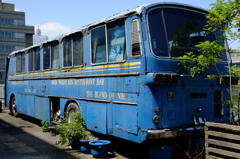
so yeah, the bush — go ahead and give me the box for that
[54,112,91,147]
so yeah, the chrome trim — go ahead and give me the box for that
[112,101,137,105]
[148,126,204,139]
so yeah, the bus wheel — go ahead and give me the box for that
[11,96,18,116]
[65,103,80,123]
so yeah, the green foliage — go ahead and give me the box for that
[113,151,121,157]
[179,0,240,123]
[41,120,50,132]
[206,0,240,45]
[179,41,224,77]
[54,112,90,147]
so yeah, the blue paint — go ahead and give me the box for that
[5,2,233,149]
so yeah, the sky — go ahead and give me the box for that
[3,0,239,49]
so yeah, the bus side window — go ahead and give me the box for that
[131,19,141,57]
[91,26,107,64]
[51,41,59,69]
[21,52,25,73]
[73,33,83,66]
[43,44,50,70]
[107,20,126,62]
[28,49,34,72]
[16,53,21,74]
[63,36,72,67]
[35,47,40,71]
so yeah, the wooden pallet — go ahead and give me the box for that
[205,122,240,159]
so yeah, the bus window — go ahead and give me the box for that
[107,20,126,62]
[16,53,21,74]
[148,9,169,57]
[28,49,34,72]
[148,8,217,57]
[131,19,141,57]
[91,26,107,64]
[63,36,72,67]
[21,52,25,73]
[51,41,59,69]
[43,44,50,70]
[73,33,83,66]
[35,47,40,71]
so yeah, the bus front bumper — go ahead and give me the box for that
[147,126,205,139]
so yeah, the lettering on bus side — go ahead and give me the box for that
[87,91,133,102]
[12,81,28,85]
[51,78,105,86]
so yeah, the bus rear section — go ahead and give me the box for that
[139,3,233,145]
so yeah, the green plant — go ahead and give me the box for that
[179,0,240,124]
[54,111,91,147]
[41,120,50,132]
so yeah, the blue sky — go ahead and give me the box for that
[3,0,239,49]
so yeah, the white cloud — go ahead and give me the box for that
[15,8,20,11]
[35,22,71,40]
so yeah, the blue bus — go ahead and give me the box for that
[5,1,235,148]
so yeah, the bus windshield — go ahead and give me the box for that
[148,7,217,57]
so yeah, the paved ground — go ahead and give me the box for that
[0,106,150,159]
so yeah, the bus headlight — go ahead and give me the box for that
[153,115,160,123]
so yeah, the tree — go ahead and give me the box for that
[180,0,240,123]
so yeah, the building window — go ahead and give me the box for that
[0,31,25,39]
[0,18,24,25]
[0,45,24,52]
[0,59,6,66]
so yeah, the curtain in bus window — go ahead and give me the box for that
[163,8,216,57]
[51,41,59,69]
[107,20,126,62]
[28,50,34,72]
[148,9,169,57]
[73,33,83,66]
[63,37,72,67]
[35,48,40,71]
[131,19,141,56]
[91,26,107,63]
[43,44,50,70]
[16,54,21,74]
[21,53,25,73]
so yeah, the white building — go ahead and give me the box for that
[33,27,48,45]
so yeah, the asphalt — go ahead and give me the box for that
[0,106,131,159]
[0,106,150,159]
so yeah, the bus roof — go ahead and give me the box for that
[8,1,206,58]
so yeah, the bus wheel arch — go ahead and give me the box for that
[10,94,18,116]
[64,101,80,122]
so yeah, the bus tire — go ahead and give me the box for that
[65,102,80,123]
[10,96,18,116]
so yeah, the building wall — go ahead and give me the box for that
[0,0,34,83]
